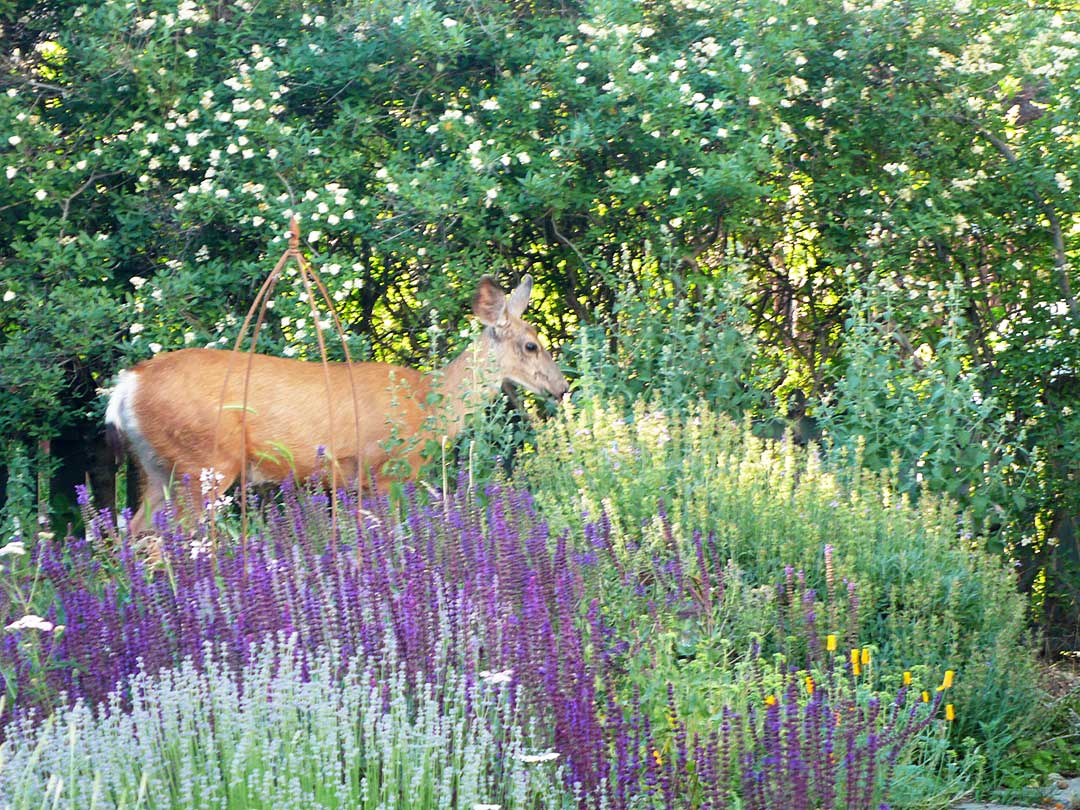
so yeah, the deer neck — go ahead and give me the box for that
[424,329,500,441]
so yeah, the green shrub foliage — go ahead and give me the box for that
[1,0,1077,636]
[523,397,1038,759]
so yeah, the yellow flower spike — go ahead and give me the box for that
[861,648,871,667]
[764,694,777,706]
[805,675,815,695]
[941,670,955,690]
[922,691,930,703]
[903,671,912,686]
[852,660,861,676]
[850,648,859,666]
[826,634,837,652]
[945,704,955,722]
[653,749,663,767]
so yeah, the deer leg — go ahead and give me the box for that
[128,467,168,537]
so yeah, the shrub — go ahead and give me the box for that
[0,635,575,809]
[567,253,766,419]
[2,480,968,809]
[522,396,1038,757]
[1,480,606,792]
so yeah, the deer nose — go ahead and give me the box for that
[552,374,570,400]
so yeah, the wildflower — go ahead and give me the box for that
[6,614,58,632]
[922,690,930,703]
[826,634,837,651]
[939,669,955,690]
[861,647,871,666]
[805,675,815,694]
[903,670,912,686]
[764,694,777,706]
[479,668,513,685]
[2,290,15,303]
[945,703,955,721]
[514,750,560,763]
[0,540,26,556]
[652,749,663,766]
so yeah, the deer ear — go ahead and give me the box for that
[472,276,509,327]
[505,273,533,319]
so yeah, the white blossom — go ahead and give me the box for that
[6,614,59,632]
[514,751,560,763]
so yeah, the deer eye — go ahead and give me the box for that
[524,341,539,353]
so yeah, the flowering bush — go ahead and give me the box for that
[1,480,960,808]
[523,397,1038,759]
[2,480,607,792]
[1,635,576,809]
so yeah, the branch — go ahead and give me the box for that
[959,115,1078,319]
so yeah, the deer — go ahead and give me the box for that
[105,274,568,535]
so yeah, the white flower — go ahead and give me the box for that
[34,189,47,200]
[6,614,57,632]
[8,135,21,146]
[1055,172,1073,193]
[2,290,15,302]
[129,276,147,289]
[514,751,560,763]
[129,323,145,334]
[473,805,502,810]
[480,668,513,684]
[669,187,680,197]
[5,166,15,179]
[480,98,500,111]
[442,17,458,27]
[748,96,761,106]
[148,342,163,353]
[0,540,26,556]
[516,152,531,164]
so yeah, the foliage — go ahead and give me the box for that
[568,250,766,419]
[1,481,607,791]
[1,481,964,809]
[814,281,1019,529]
[522,397,1039,759]
[0,635,575,809]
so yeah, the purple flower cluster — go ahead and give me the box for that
[3,479,605,791]
[1,482,945,808]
